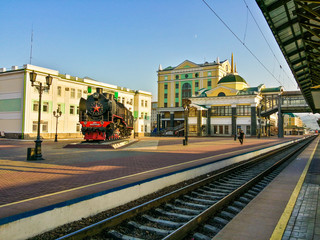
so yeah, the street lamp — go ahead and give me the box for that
[258,103,262,139]
[53,109,62,142]
[28,71,53,160]
[183,99,191,145]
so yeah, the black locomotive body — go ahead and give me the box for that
[79,88,133,141]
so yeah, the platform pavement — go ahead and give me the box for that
[0,136,308,226]
[213,136,319,240]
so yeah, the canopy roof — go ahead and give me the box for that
[256,0,320,113]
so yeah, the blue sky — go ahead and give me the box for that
[1,0,298,100]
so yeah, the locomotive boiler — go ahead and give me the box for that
[79,88,133,141]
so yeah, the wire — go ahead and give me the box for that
[243,7,249,43]
[201,0,293,90]
[242,0,297,88]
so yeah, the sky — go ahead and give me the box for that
[1,0,299,101]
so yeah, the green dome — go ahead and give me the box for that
[218,74,247,84]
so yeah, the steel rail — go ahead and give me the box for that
[163,135,316,239]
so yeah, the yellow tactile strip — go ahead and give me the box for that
[270,138,319,240]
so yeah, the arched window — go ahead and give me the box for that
[182,83,192,99]
[218,92,226,97]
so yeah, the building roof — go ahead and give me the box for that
[161,59,227,71]
[284,113,296,117]
[218,74,247,84]
[260,86,283,93]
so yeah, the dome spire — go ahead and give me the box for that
[158,64,163,71]
[231,53,234,73]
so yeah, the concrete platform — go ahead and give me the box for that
[64,139,137,149]
[0,135,314,239]
[213,135,319,240]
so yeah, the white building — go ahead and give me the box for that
[0,64,152,139]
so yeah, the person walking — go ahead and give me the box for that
[238,129,245,145]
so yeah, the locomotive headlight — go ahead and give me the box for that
[100,120,104,125]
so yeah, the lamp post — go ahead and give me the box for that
[29,71,53,160]
[258,103,261,139]
[53,109,62,142]
[183,99,191,145]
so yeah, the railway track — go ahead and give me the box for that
[57,136,316,240]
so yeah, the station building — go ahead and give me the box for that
[283,113,305,135]
[157,55,283,137]
[0,64,152,139]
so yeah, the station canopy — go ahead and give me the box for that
[256,0,320,113]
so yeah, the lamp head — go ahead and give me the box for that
[46,75,53,88]
[59,111,62,116]
[29,71,37,85]
[53,111,56,116]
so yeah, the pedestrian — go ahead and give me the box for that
[238,129,245,145]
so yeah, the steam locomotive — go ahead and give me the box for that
[79,88,133,141]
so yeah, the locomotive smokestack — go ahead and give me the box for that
[96,88,103,94]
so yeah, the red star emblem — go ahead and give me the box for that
[93,103,101,112]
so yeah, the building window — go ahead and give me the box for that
[70,105,75,115]
[122,98,125,104]
[226,65,228,71]
[165,76,168,80]
[145,101,147,107]
[195,82,199,87]
[246,125,251,134]
[195,73,199,78]
[145,125,148,132]
[42,121,48,132]
[237,105,251,116]
[175,102,179,107]
[212,106,232,116]
[175,93,179,98]
[213,125,218,134]
[185,74,188,78]
[32,121,38,132]
[175,75,179,80]
[140,112,143,119]
[33,101,39,111]
[77,106,79,115]
[141,125,144,132]
[57,104,62,112]
[164,103,167,107]
[182,83,192,99]
[208,80,212,87]
[145,113,147,119]
[224,125,229,134]
[218,92,226,97]
[208,72,212,76]
[42,102,49,112]
[175,83,179,89]
[141,100,144,107]
[164,84,168,90]
[219,125,223,134]
[76,123,81,132]
[71,88,75,98]
[77,89,82,98]
[164,93,167,99]
[57,86,62,96]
